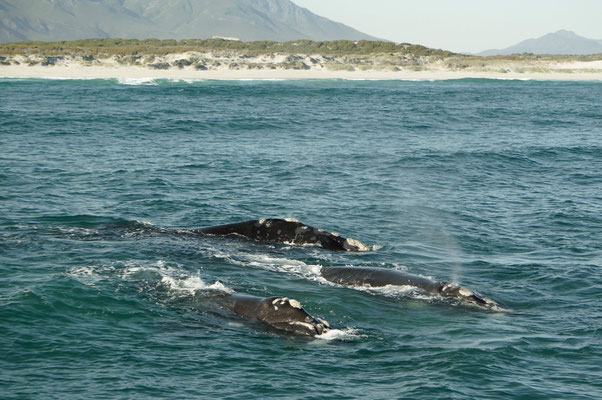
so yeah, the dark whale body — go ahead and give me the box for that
[320,266,503,310]
[192,219,501,311]
[194,218,371,252]
[215,292,330,336]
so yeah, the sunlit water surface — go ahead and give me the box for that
[1,78,601,399]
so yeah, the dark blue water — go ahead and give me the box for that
[1,78,601,399]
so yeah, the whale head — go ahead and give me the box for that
[438,282,504,311]
[256,297,330,336]
[342,237,372,252]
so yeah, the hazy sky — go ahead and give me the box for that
[293,0,602,53]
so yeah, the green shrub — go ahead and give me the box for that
[325,62,354,71]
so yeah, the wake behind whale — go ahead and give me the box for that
[64,216,504,313]
[97,263,336,338]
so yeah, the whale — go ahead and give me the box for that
[193,218,371,252]
[214,292,331,336]
[320,266,504,310]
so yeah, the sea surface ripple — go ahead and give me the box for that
[1,78,601,399]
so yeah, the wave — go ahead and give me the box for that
[34,214,135,226]
[120,261,233,295]
[31,215,168,241]
[313,327,363,341]
[69,260,235,305]
[68,260,357,341]
[116,77,159,86]
[56,216,492,309]
[216,249,478,307]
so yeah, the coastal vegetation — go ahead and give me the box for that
[1,38,601,75]
[1,38,601,61]
[0,38,456,57]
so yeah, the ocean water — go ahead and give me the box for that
[1,77,601,399]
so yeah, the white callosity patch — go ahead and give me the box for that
[284,217,300,223]
[290,321,318,332]
[343,237,372,252]
[288,299,302,309]
[271,297,302,309]
[317,318,330,328]
[272,297,289,310]
[442,282,457,292]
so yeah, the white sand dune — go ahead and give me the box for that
[2,54,601,81]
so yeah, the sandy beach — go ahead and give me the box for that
[2,64,602,81]
[2,51,602,81]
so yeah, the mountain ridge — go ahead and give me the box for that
[0,0,379,43]
[478,30,602,56]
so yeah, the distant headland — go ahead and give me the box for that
[1,39,601,81]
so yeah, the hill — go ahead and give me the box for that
[0,0,379,43]
[478,30,602,56]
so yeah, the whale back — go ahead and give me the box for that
[321,266,441,292]
[195,218,371,252]
[320,266,505,310]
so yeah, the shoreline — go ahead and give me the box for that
[2,39,602,82]
[3,64,602,81]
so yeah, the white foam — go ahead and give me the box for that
[229,78,286,81]
[58,227,95,236]
[120,260,173,278]
[204,246,238,264]
[242,253,323,279]
[391,263,409,271]
[37,76,100,81]
[69,260,233,296]
[69,265,106,286]
[118,260,233,294]
[160,274,232,295]
[117,77,157,86]
[167,78,207,84]
[313,328,363,341]
[354,283,427,298]
[485,77,533,81]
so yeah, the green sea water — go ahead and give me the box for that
[1,78,601,399]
